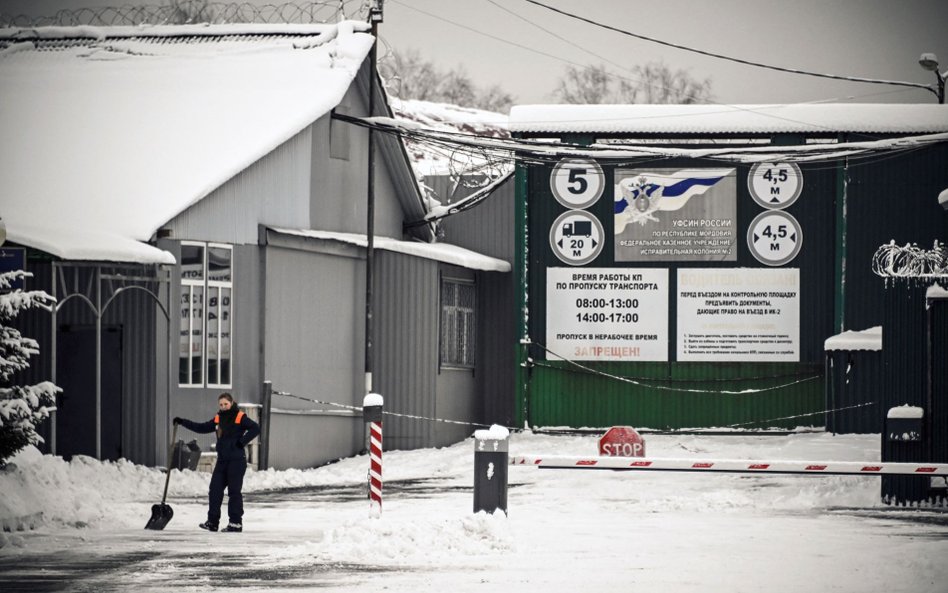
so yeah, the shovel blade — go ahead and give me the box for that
[144,503,174,530]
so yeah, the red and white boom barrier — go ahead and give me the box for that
[510,455,948,477]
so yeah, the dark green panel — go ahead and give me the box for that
[526,360,823,430]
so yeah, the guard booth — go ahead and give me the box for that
[878,267,948,506]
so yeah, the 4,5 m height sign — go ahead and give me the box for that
[546,267,669,361]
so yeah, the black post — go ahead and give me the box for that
[363,1,383,397]
[261,381,272,470]
[473,427,509,515]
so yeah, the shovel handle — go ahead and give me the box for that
[160,422,178,505]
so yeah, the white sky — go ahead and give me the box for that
[380,0,948,106]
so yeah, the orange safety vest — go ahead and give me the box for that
[214,410,244,438]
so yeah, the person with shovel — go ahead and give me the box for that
[174,392,260,533]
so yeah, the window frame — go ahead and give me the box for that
[178,241,234,389]
[439,276,476,371]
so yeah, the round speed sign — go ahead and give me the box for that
[549,158,605,209]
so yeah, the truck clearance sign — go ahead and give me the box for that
[546,267,669,361]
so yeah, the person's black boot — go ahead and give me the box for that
[221,522,242,533]
[199,521,219,532]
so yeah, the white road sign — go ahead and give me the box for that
[747,210,803,266]
[550,210,604,266]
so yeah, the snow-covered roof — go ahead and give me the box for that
[509,104,948,135]
[0,22,374,264]
[391,98,509,178]
[270,228,511,272]
[823,326,882,351]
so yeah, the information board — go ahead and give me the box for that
[677,268,800,361]
[546,267,669,361]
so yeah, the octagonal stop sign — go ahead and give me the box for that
[599,426,645,457]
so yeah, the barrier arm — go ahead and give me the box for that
[510,455,948,477]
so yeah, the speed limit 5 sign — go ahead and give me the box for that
[549,158,605,209]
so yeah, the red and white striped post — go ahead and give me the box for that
[363,393,383,518]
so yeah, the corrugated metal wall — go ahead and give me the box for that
[434,174,517,427]
[931,296,948,470]
[374,251,439,450]
[524,155,833,429]
[263,237,366,468]
[430,175,516,262]
[165,126,312,245]
[880,279,944,505]
[843,142,948,331]
[824,350,884,434]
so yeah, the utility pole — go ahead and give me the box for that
[364,1,384,395]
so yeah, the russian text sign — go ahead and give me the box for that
[546,267,669,361]
[677,268,800,361]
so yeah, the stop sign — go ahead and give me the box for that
[599,426,645,457]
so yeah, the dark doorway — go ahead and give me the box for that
[56,325,123,461]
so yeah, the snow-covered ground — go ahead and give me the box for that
[1,430,947,592]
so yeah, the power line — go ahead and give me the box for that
[387,1,916,140]
[522,0,936,96]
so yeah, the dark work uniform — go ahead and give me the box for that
[178,407,260,526]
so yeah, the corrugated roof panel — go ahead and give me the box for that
[509,104,948,135]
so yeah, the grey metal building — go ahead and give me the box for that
[2,23,510,469]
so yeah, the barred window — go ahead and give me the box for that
[179,242,233,388]
[440,279,475,368]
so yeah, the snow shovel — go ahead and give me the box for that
[145,423,178,530]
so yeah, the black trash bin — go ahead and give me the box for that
[171,439,202,471]
[882,405,928,505]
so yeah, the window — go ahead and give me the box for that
[179,242,232,387]
[440,279,476,368]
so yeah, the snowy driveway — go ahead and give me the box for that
[1,432,947,592]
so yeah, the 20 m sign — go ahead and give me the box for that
[747,211,803,266]
[550,210,605,266]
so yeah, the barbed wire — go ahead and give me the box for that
[872,240,948,279]
[0,1,370,27]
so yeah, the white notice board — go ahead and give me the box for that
[677,268,800,362]
[546,267,669,361]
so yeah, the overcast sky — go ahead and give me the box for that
[5,0,948,107]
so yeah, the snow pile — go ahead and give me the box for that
[2,431,946,591]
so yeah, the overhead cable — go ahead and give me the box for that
[521,0,937,96]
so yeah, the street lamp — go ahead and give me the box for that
[918,53,946,103]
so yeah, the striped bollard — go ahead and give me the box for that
[363,393,383,518]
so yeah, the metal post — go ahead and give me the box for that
[513,164,530,428]
[50,263,58,455]
[473,425,509,515]
[95,266,102,460]
[363,4,382,397]
[363,393,383,517]
[261,381,272,470]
